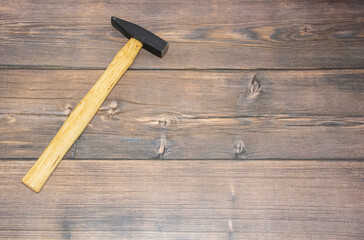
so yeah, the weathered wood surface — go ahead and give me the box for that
[1,160,363,239]
[1,69,363,117]
[1,113,363,160]
[1,0,364,239]
[1,69,363,159]
[1,0,364,69]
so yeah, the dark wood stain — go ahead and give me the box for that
[0,160,363,239]
[0,1,363,69]
[0,0,363,239]
[0,69,363,159]
[1,69,362,117]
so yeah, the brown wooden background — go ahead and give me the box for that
[1,0,363,239]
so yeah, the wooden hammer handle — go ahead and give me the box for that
[22,38,142,192]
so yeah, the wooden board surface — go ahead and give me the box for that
[1,0,363,239]
[2,113,363,160]
[1,0,364,69]
[1,69,363,117]
[1,160,363,239]
[1,69,363,159]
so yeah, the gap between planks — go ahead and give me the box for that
[1,65,364,71]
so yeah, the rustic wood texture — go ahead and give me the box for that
[1,160,363,239]
[1,69,363,160]
[1,0,364,69]
[1,113,363,160]
[1,69,363,117]
[1,0,363,239]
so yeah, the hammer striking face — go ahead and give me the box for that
[22,18,169,192]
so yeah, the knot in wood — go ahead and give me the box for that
[235,140,246,154]
[158,118,168,126]
[6,114,16,124]
[157,138,167,159]
[302,26,312,33]
[109,100,119,110]
[246,74,262,101]
[63,104,73,116]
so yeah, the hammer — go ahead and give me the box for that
[22,17,169,192]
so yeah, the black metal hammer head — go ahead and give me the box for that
[111,17,169,58]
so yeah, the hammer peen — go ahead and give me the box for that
[22,17,169,192]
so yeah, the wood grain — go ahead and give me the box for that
[1,0,363,69]
[1,69,363,160]
[1,160,363,239]
[2,113,362,160]
[1,0,363,239]
[1,69,363,117]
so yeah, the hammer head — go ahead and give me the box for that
[111,17,169,58]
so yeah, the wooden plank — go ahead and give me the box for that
[77,115,364,160]
[1,69,363,117]
[1,0,363,69]
[1,113,363,160]
[0,160,363,239]
[0,232,362,240]
[1,69,363,159]
[0,231,227,240]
